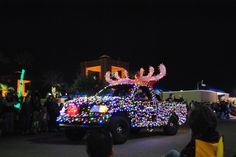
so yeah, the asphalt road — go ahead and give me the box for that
[0,119,235,157]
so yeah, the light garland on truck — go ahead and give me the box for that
[57,84,187,128]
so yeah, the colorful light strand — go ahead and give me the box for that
[57,83,187,128]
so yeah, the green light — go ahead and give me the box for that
[15,69,25,110]
[105,114,109,119]
[14,103,21,109]
[18,69,25,98]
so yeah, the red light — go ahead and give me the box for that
[67,105,78,117]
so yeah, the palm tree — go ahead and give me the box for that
[42,71,65,97]
[0,83,15,97]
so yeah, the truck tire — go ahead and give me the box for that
[110,116,130,144]
[65,128,86,141]
[164,115,179,135]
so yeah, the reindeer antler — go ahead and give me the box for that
[114,72,121,80]
[124,70,129,78]
[139,66,155,82]
[105,64,166,86]
[150,64,166,81]
[140,68,144,77]
[105,71,114,84]
[105,70,131,85]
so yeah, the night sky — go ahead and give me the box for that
[1,0,236,95]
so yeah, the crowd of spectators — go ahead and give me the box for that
[188,100,232,120]
[164,93,233,120]
[0,91,61,136]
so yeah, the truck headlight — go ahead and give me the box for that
[90,105,108,113]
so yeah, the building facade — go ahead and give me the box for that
[80,55,129,84]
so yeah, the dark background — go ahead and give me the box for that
[1,0,236,95]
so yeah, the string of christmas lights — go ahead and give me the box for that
[57,83,187,128]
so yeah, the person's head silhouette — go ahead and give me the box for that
[86,130,113,157]
[188,104,217,137]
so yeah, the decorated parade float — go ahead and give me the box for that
[57,64,188,144]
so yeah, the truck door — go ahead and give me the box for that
[133,86,155,127]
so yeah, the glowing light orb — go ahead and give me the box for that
[67,105,78,117]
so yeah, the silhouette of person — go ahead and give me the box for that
[86,130,113,157]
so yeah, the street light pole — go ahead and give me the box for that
[201,80,206,88]
[197,80,206,90]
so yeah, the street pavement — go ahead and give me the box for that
[0,119,235,157]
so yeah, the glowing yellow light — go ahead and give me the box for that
[99,105,108,113]
[0,84,8,97]
[51,86,56,98]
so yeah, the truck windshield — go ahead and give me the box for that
[97,84,133,97]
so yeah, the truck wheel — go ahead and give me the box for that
[65,128,86,141]
[110,116,130,144]
[164,115,179,135]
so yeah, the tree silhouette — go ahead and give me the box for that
[71,73,103,96]
[42,71,65,97]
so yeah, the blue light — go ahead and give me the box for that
[154,88,163,93]
[208,88,225,93]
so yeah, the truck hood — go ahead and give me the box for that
[66,96,122,106]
